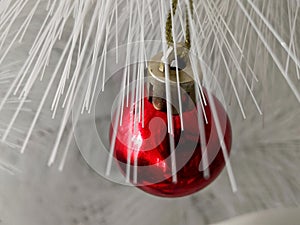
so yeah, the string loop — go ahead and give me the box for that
[166,0,194,50]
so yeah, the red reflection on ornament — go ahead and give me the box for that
[110,90,232,198]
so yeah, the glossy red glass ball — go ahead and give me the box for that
[110,90,232,198]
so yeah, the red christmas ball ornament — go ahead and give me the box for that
[110,45,232,198]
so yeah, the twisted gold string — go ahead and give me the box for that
[166,0,193,50]
[185,0,193,50]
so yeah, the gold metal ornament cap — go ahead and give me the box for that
[147,43,202,113]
